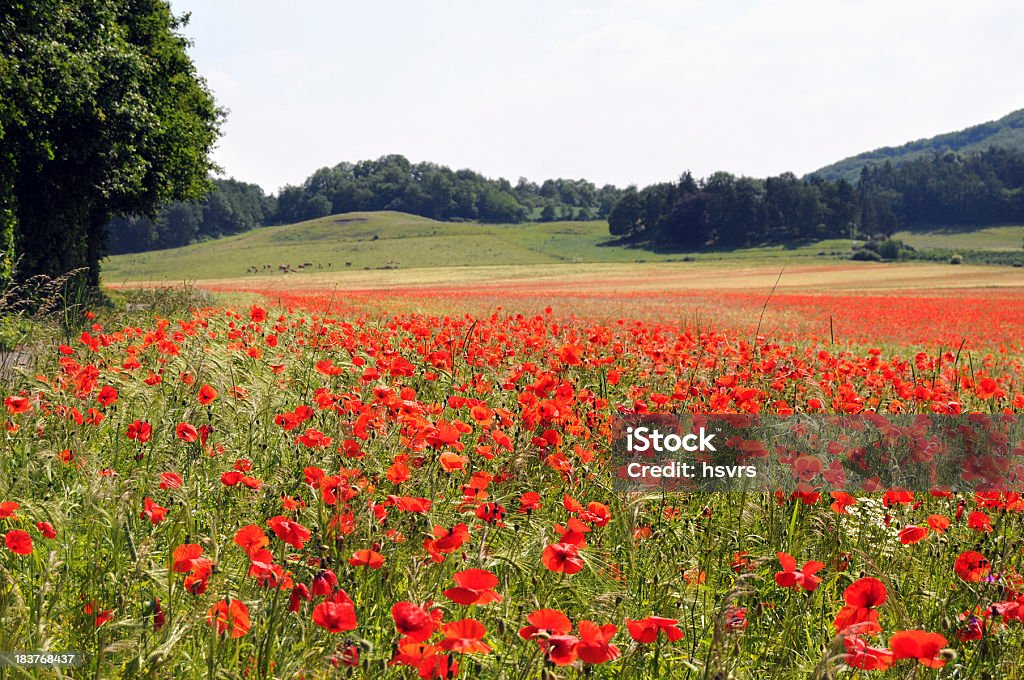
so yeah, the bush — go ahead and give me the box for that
[950,253,963,264]
[851,248,883,261]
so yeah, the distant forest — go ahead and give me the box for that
[106,148,1024,255]
[105,155,623,254]
[616,148,1024,249]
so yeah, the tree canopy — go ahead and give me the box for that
[0,0,223,285]
[611,148,1024,250]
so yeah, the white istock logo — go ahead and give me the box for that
[625,426,717,453]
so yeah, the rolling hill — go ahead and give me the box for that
[810,108,1024,181]
[101,211,1024,283]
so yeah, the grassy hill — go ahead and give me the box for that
[810,109,1024,181]
[101,211,1024,283]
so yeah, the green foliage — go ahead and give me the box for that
[613,149,1024,251]
[0,0,223,286]
[812,108,1024,181]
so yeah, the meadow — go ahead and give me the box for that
[3,214,1024,678]
[102,211,1024,283]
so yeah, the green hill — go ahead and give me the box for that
[810,109,1024,181]
[101,211,1024,283]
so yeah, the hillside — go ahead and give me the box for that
[810,108,1024,181]
[101,211,1024,282]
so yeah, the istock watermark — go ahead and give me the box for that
[611,412,1024,494]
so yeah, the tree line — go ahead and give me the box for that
[2,1,221,286]
[107,154,625,253]
[608,148,1024,249]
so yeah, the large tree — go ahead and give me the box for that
[0,0,223,286]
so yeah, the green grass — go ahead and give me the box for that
[102,211,1024,283]
[892,224,1024,252]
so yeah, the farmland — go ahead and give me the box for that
[4,214,1024,678]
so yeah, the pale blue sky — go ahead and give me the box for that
[169,0,1024,194]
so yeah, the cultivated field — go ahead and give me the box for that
[4,217,1024,678]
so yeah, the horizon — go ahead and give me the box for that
[170,0,1024,195]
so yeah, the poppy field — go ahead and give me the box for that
[3,274,1024,678]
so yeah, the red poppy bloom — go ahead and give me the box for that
[348,549,385,569]
[312,590,358,633]
[439,619,492,654]
[626,616,684,643]
[926,514,950,533]
[542,542,584,574]
[954,551,990,583]
[126,420,153,443]
[172,544,204,573]
[889,630,948,668]
[392,601,436,642]
[140,497,168,524]
[159,471,183,490]
[0,501,19,519]
[234,524,269,557]
[3,396,31,414]
[577,621,620,664]
[207,599,250,638]
[774,552,825,591]
[198,384,218,405]
[898,525,930,545]
[97,385,119,406]
[4,529,33,555]
[423,523,469,562]
[844,577,887,608]
[36,521,56,539]
[443,568,502,606]
[967,511,993,532]
[176,423,199,443]
[519,608,573,640]
[843,635,894,670]
[267,515,311,550]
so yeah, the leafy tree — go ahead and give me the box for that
[0,0,223,285]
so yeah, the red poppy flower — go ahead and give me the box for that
[140,497,168,524]
[159,471,183,490]
[0,501,19,519]
[519,608,573,640]
[36,521,56,539]
[198,384,218,405]
[4,529,33,555]
[423,523,469,562]
[439,619,492,654]
[97,385,119,406]
[843,635,894,671]
[954,551,990,583]
[542,542,584,574]
[172,544,204,573]
[626,616,684,643]
[126,420,153,443]
[577,620,620,664]
[926,514,950,533]
[844,577,887,608]
[898,525,930,545]
[443,568,502,606]
[889,630,948,668]
[234,524,269,557]
[176,422,199,443]
[348,549,385,569]
[267,515,311,550]
[3,396,31,414]
[967,511,993,532]
[312,590,358,632]
[207,598,251,638]
[774,552,825,591]
[392,601,436,642]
